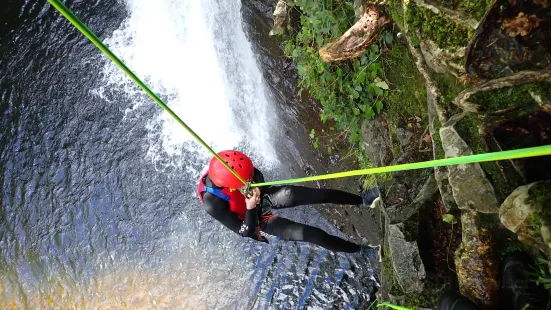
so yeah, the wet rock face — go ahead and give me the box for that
[388,223,426,293]
[455,210,499,309]
[386,175,438,224]
[362,118,393,168]
[500,180,551,260]
[434,167,457,211]
[439,124,499,213]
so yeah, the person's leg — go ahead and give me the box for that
[261,216,360,253]
[500,251,549,310]
[437,290,479,310]
[263,185,362,209]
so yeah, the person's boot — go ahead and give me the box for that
[500,251,550,310]
[437,289,479,310]
[361,186,381,207]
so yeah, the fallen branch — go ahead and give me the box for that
[319,4,391,62]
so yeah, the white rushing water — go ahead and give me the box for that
[90,0,375,308]
[102,0,279,169]
[0,0,375,308]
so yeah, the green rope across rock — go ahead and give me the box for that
[251,145,551,187]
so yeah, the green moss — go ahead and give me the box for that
[382,241,400,294]
[529,213,544,233]
[528,181,551,205]
[403,286,443,310]
[407,3,473,48]
[381,41,428,127]
[440,0,493,21]
[469,82,551,113]
[431,72,467,115]
[387,0,405,28]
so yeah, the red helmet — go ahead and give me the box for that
[209,150,254,188]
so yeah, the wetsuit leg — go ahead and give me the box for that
[263,185,362,209]
[261,216,360,253]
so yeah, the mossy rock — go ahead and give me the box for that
[406,3,474,48]
[452,114,526,202]
[468,81,551,114]
[435,0,493,21]
[500,181,551,268]
[386,0,405,29]
[381,40,429,129]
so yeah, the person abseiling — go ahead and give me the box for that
[197,150,377,253]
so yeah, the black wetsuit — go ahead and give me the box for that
[201,169,363,253]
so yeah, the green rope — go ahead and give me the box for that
[48,0,551,190]
[47,0,247,186]
[252,145,551,187]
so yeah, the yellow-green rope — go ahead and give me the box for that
[252,145,551,187]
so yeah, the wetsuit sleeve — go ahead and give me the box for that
[202,193,258,238]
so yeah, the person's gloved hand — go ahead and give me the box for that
[245,187,261,210]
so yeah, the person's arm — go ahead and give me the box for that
[202,193,258,238]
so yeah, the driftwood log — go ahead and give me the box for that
[319,4,391,63]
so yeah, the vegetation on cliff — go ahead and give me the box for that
[276,0,551,308]
[283,0,388,149]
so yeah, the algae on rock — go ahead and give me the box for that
[500,180,551,269]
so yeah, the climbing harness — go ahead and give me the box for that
[48,0,551,189]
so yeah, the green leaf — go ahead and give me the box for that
[365,106,375,119]
[370,44,379,54]
[327,146,332,154]
[313,137,319,149]
[376,100,383,113]
[353,108,360,116]
[309,128,315,139]
[374,81,389,90]
[357,71,366,84]
[360,55,368,65]
[317,62,324,73]
[316,36,324,46]
[383,32,394,45]
[353,58,360,69]
[377,302,413,310]
[371,69,378,78]
[355,85,362,92]
[442,214,457,224]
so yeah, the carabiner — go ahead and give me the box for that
[240,180,253,197]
